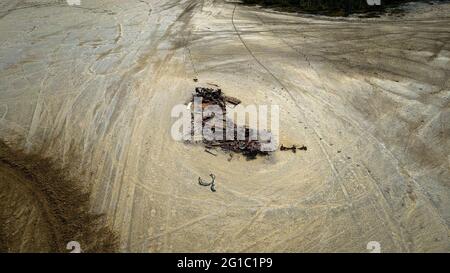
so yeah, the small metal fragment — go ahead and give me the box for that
[198,174,217,192]
[205,149,217,156]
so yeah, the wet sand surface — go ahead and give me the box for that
[0,0,449,252]
[0,140,117,252]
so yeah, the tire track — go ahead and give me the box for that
[231,3,362,231]
[250,8,450,250]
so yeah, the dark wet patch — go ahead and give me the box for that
[0,140,118,253]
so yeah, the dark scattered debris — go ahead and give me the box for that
[280,144,308,153]
[193,78,198,82]
[187,87,271,160]
[281,145,297,153]
[224,96,241,106]
[187,87,311,160]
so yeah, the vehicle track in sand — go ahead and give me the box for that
[228,2,449,251]
[1,0,449,252]
[231,3,389,245]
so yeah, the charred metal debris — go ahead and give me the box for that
[186,87,308,160]
[280,144,307,153]
[186,87,270,160]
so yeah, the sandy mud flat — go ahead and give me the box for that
[0,140,117,252]
[0,0,449,252]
